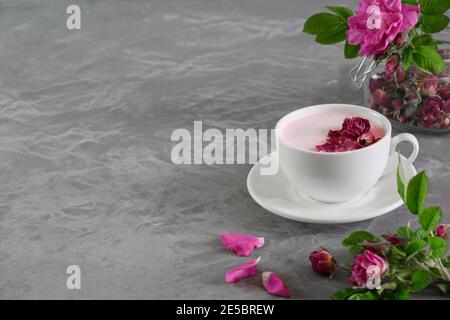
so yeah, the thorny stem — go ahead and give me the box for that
[411,258,430,272]
[411,257,450,282]
[437,259,450,282]
[427,230,450,282]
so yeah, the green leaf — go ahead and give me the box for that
[412,229,429,240]
[406,171,429,215]
[315,24,348,44]
[344,41,360,59]
[389,245,407,258]
[444,256,450,268]
[332,287,364,300]
[402,0,418,4]
[405,239,426,258]
[303,13,343,35]
[419,206,442,231]
[402,47,414,72]
[411,270,432,292]
[378,282,397,292]
[349,245,365,255]
[342,231,380,247]
[420,15,450,33]
[325,6,353,22]
[428,236,448,258]
[419,0,450,15]
[393,286,411,300]
[413,45,447,74]
[397,158,406,201]
[412,34,438,47]
[347,291,379,300]
[396,226,414,239]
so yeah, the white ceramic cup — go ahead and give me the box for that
[276,104,419,204]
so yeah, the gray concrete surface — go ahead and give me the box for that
[0,0,448,299]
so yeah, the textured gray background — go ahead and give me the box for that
[0,0,448,299]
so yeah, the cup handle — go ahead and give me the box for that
[390,133,419,168]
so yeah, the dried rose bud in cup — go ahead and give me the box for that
[315,117,380,152]
[309,248,336,278]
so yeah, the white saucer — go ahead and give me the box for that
[247,152,417,224]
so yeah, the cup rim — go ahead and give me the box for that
[275,104,392,155]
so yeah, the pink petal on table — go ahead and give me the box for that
[262,271,291,298]
[225,257,260,283]
[220,233,265,257]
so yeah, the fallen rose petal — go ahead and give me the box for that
[225,257,260,283]
[220,233,265,257]
[262,272,290,298]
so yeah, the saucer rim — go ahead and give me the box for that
[246,152,417,224]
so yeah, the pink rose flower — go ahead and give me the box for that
[347,0,420,57]
[349,250,388,288]
[309,248,336,278]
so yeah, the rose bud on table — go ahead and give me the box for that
[309,248,336,279]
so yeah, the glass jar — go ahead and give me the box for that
[364,48,450,134]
